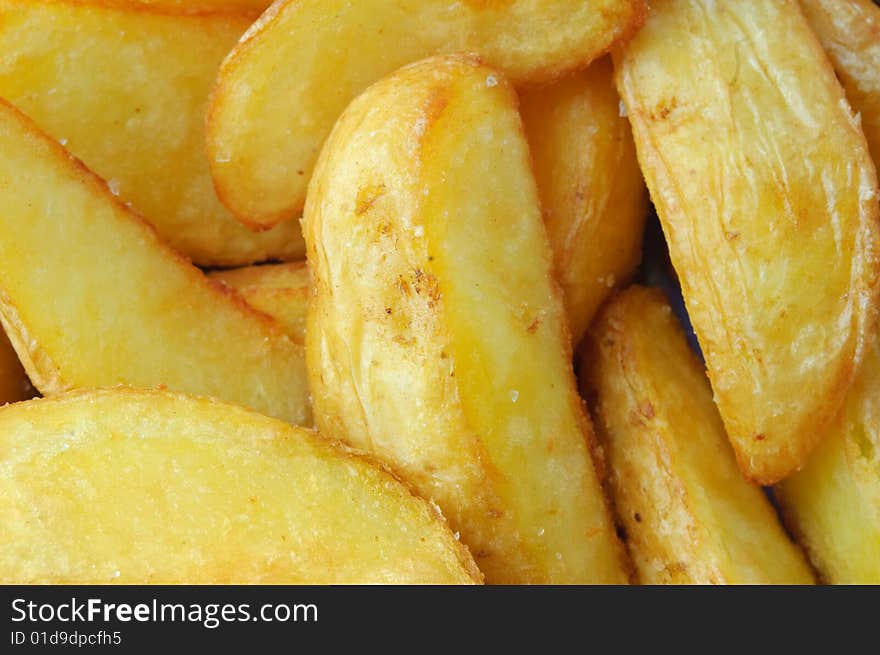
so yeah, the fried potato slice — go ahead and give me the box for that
[305,56,627,584]
[0,0,303,266]
[777,336,880,583]
[614,0,880,484]
[799,0,880,164]
[207,0,647,229]
[520,58,647,346]
[107,0,269,14]
[210,262,310,344]
[0,328,31,405]
[0,388,481,584]
[0,99,310,426]
[582,286,814,584]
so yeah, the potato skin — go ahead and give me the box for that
[0,98,310,426]
[207,0,646,229]
[799,0,880,165]
[0,0,303,266]
[305,56,627,584]
[0,388,481,584]
[777,335,880,583]
[583,287,814,584]
[520,58,647,346]
[210,262,310,344]
[615,0,880,484]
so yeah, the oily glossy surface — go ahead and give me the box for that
[207,0,646,228]
[0,389,480,584]
[799,0,880,165]
[520,58,647,345]
[305,56,627,584]
[0,99,310,426]
[778,336,880,583]
[615,0,880,483]
[210,262,310,345]
[583,287,814,584]
[0,0,303,265]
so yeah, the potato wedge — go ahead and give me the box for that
[0,99,310,426]
[305,56,627,584]
[107,1,269,14]
[777,336,880,583]
[207,0,647,229]
[582,286,814,584]
[614,0,880,484]
[799,0,880,164]
[210,262,310,344]
[0,388,480,584]
[520,58,647,345]
[0,328,31,405]
[0,0,303,266]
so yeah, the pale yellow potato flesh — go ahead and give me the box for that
[207,0,647,229]
[210,262,310,344]
[0,328,31,406]
[0,0,303,266]
[614,0,880,484]
[799,0,880,165]
[0,388,481,584]
[0,99,310,426]
[583,286,814,584]
[520,58,647,346]
[777,336,880,583]
[305,56,627,585]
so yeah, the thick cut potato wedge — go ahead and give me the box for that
[615,0,880,484]
[583,287,814,584]
[0,99,310,426]
[108,1,269,14]
[777,336,880,583]
[520,58,647,345]
[210,262,310,344]
[0,0,303,266]
[0,329,31,405]
[799,0,880,164]
[207,0,647,229]
[0,388,481,584]
[305,56,627,584]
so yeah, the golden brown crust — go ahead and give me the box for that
[0,387,481,584]
[614,0,880,483]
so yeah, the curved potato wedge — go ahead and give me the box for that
[0,0,303,266]
[582,286,814,584]
[777,336,880,583]
[106,1,269,14]
[520,58,647,345]
[305,56,627,584]
[0,328,31,405]
[0,99,310,426]
[0,388,481,584]
[614,0,880,483]
[210,262,310,344]
[207,0,647,228]
[799,0,880,165]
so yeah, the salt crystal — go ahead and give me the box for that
[618,100,628,117]
[413,225,424,237]
[108,178,121,196]
[510,389,519,403]
[486,75,498,88]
